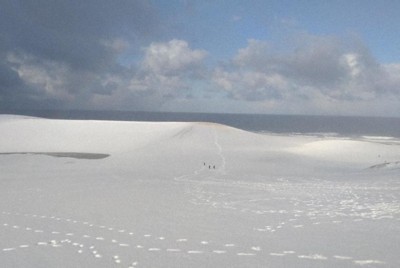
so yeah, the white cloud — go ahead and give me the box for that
[4,39,209,111]
[381,63,400,96]
[213,68,288,101]
[142,39,207,76]
[89,39,209,110]
[212,35,400,115]
[233,39,270,68]
[7,53,73,101]
[101,38,130,54]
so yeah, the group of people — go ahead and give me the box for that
[204,162,216,169]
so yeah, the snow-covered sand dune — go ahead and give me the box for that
[1,115,399,267]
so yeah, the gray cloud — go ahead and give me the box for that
[88,39,208,110]
[0,0,161,110]
[213,35,400,105]
[142,39,207,76]
[1,0,158,71]
[1,1,399,116]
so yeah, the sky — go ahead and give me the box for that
[1,0,400,117]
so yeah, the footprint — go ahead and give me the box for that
[334,255,352,260]
[270,253,285,256]
[298,254,327,260]
[353,260,385,265]
[2,248,16,252]
[167,248,181,252]
[113,255,121,264]
[237,253,255,256]
[188,250,203,254]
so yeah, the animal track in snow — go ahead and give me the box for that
[353,259,385,266]
[298,254,328,260]
[3,206,389,267]
[188,250,203,254]
[237,252,256,256]
[213,250,226,254]
[2,248,16,252]
[166,248,181,252]
[270,252,285,256]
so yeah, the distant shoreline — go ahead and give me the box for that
[1,109,400,138]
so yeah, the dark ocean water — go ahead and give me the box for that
[2,109,400,138]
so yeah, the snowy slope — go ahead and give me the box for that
[1,115,399,267]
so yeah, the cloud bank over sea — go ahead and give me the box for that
[1,1,400,116]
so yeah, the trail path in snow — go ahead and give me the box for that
[172,127,398,267]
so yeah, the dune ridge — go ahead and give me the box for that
[1,115,399,267]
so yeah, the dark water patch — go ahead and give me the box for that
[0,152,110,159]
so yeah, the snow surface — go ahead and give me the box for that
[0,115,399,267]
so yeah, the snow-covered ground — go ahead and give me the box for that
[0,115,399,267]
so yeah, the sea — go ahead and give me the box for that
[2,109,400,138]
